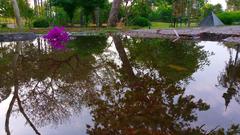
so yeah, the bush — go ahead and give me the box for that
[217,11,240,25]
[149,6,173,22]
[33,18,49,28]
[0,23,7,28]
[52,7,69,26]
[130,16,151,27]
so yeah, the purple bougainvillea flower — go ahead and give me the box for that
[43,27,70,50]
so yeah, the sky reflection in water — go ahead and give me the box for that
[0,36,240,135]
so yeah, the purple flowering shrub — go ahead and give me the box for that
[43,27,70,49]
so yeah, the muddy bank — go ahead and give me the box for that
[0,32,37,42]
[123,26,240,43]
[0,31,107,42]
[1,26,240,43]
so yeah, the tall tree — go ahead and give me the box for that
[172,0,205,27]
[218,45,240,109]
[108,0,122,27]
[226,0,240,11]
[202,3,223,17]
[51,0,80,24]
[78,0,108,26]
[0,0,14,17]
[34,0,38,15]
[11,0,22,30]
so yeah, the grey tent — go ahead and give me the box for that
[199,12,224,27]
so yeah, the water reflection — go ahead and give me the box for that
[218,45,240,109]
[122,37,210,83]
[3,41,41,135]
[0,37,108,135]
[0,36,240,134]
[86,36,211,134]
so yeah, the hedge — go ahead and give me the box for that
[217,11,240,25]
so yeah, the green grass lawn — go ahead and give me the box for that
[124,22,198,29]
[0,17,15,24]
[150,22,198,29]
[151,22,171,28]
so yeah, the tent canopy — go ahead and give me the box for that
[199,12,224,27]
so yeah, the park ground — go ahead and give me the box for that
[1,20,240,43]
[0,22,198,34]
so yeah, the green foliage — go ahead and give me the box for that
[0,23,7,28]
[154,0,174,5]
[51,0,80,22]
[217,11,240,25]
[149,6,173,22]
[78,0,109,26]
[130,16,151,27]
[18,0,34,19]
[99,2,111,24]
[33,18,50,28]
[201,3,223,17]
[124,38,210,82]
[0,0,13,17]
[131,1,152,19]
[0,0,33,19]
[67,36,107,57]
[227,0,240,11]
[52,7,69,26]
[79,0,107,15]
[50,0,109,25]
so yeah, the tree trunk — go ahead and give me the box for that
[187,0,192,27]
[113,35,135,78]
[11,0,22,31]
[108,0,122,27]
[80,13,85,27]
[95,7,100,27]
[34,0,38,15]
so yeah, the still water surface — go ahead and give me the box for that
[0,36,240,135]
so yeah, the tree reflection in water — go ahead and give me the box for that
[0,36,240,135]
[4,41,41,135]
[84,36,213,134]
[0,37,107,134]
[218,45,240,109]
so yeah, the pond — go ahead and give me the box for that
[0,36,240,135]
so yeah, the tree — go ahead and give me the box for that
[202,3,223,17]
[218,45,240,109]
[18,0,34,27]
[34,0,38,15]
[51,0,108,26]
[130,0,153,18]
[0,0,14,17]
[11,0,22,30]
[86,36,211,134]
[51,0,81,24]
[78,0,108,26]
[0,36,108,133]
[0,0,33,27]
[172,0,205,27]
[227,0,240,11]
[108,0,122,26]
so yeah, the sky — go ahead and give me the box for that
[28,0,227,10]
[208,0,227,10]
